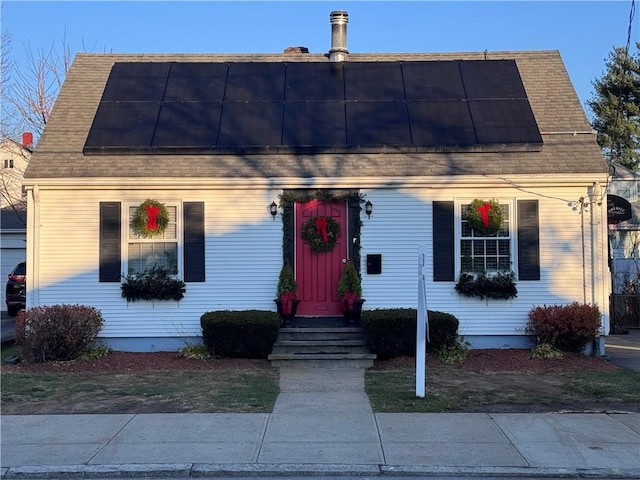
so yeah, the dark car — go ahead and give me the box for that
[6,262,25,317]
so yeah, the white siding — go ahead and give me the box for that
[32,187,282,338]
[29,180,610,342]
[360,184,609,337]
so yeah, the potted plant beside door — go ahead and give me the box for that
[274,263,300,326]
[338,260,365,324]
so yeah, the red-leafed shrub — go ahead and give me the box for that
[15,305,104,362]
[525,302,601,353]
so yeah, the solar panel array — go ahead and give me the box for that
[84,60,542,154]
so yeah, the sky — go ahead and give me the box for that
[1,1,637,117]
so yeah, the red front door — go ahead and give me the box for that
[295,199,348,316]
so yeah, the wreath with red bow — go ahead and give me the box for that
[132,199,170,238]
[301,216,341,253]
[465,199,504,236]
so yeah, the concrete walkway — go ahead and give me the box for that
[2,365,639,479]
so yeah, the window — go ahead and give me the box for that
[127,204,179,275]
[460,202,512,273]
[3,159,14,169]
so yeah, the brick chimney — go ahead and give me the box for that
[329,11,349,62]
[22,132,33,149]
[283,46,310,55]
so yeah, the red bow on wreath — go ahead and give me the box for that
[476,203,492,228]
[145,205,161,231]
[315,217,329,243]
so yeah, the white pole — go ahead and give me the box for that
[416,245,428,397]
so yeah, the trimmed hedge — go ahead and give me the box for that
[200,310,281,358]
[360,308,459,359]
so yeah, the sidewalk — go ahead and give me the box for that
[2,367,639,479]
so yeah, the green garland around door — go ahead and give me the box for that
[301,216,341,254]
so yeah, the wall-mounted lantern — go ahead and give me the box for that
[365,200,373,219]
[269,201,278,220]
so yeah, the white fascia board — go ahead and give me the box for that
[22,173,609,191]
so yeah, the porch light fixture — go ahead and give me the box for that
[365,200,373,219]
[269,201,278,220]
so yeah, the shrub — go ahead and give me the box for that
[178,343,211,359]
[200,310,280,358]
[530,343,564,360]
[360,308,460,359]
[526,302,601,353]
[15,304,104,362]
[435,341,470,365]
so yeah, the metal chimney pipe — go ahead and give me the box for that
[329,10,349,62]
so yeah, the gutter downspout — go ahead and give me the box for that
[26,185,39,309]
[588,182,606,355]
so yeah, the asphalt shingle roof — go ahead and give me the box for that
[25,50,607,181]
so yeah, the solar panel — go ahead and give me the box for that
[218,102,283,147]
[460,60,527,99]
[163,63,228,102]
[224,62,286,101]
[469,99,542,143]
[285,62,345,101]
[283,102,347,146]
[402,61,465,100]
[408,100,476,146]
[346,101,411,146]
[344,62,405,101]
[85,59,542,154]
[101,63,170,102]
[153,102,222,147]
[85,102,160,149]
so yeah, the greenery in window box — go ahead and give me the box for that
[455,270,517,300]
[121,265,186,302]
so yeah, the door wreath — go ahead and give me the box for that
[132,199,170,238]
[301,216,341,253]
[465,199,504,236]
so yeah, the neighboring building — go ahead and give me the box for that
[607,163,639,329]
[1,135,30,312]
[22,12,610,351]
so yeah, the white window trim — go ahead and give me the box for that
[454,198,518,277]
[123,201,184,278]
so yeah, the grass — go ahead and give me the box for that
[2,369,280,413]
[566,370,640,402]
[2,342,639,414]
[365,365,640,413]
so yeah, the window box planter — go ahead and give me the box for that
[121,266,186,302]
[455,270,517,300]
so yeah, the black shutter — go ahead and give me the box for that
[99,202,121,282]
[183,202,205,282]
[517,200,540,281]
[433,201,455,281]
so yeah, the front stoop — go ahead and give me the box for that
[268,327,376,368]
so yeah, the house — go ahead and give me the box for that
[607,162,639,330]
[1,135,31,312]
[23,11,610,351]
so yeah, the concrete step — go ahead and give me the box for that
[269,326,376,369]
[271,339,371,354]
[276,327,365,342]
[268,353,376,369]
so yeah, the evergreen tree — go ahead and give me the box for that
[588,42,640,171]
